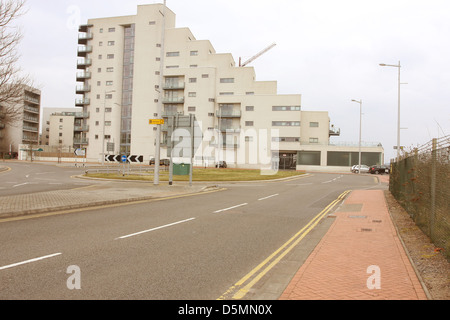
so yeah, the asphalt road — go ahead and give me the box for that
[0,167,382,300]
[0,161,90,196]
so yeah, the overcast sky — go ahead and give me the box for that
[16,0,450,162]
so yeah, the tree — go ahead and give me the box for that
[0,0,31,125]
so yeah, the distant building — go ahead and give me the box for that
[0,85,41,158]
[74,4,383,169]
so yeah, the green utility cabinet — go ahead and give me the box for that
[173,163,190,175]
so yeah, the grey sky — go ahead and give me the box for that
[16,0,450,162]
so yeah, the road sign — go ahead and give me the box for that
[74,148,85,156]
[104,154,143,163]
[121,155,127,163]
[149,119,165,125]
[128,155,144,163]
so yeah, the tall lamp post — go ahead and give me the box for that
[379,61,401,161]
[351,99,362,174]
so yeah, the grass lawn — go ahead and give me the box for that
[84,168,305,182]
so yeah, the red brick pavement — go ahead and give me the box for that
[280,189,428,300]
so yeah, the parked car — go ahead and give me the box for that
[369,165,390,174]
[215,161,227,168]
[149,158,170,166]
[351,164,370,173]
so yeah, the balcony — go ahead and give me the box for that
[74,112,90,118]
[162,111,184,117]
[78,24,93,33]
[77,45,92,57]
[23,125,38,132]
[24,105,39,114]
[76,71,91,81]
[76,84,91,94]
[78,32,93,45]
[74,125,89,132]
[162,97,185,104]
[215,126,241,133]
[329,126,341,136]
[216,110,242,118]
[75,98,90,107]
[73,137,89,145]
[163,82,185,90]
[77,58,92,69]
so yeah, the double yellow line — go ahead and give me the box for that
[218,190,352,300]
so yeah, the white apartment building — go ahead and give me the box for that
[75,4,383,170]
[0,85,41,158]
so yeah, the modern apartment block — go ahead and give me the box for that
[0,85,41,158]
[41,108,85,147]
[75,4,383,169]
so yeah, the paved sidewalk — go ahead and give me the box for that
[0,177,215,219]
[280,189,429,300]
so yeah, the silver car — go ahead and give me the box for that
[351,164,370,173]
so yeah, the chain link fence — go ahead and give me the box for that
[390,135,450,260]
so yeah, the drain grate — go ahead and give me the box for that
[360,228,373,232]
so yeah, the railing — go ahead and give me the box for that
[216,110,242,118]
[163,82,185,90]
[162,97,185,104]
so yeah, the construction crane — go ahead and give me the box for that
[239,43,277,67]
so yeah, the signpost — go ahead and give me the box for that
[149,119,165,125]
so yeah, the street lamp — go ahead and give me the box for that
[102,90,115,165]
[379,61,401,161]
[351,99,362,174]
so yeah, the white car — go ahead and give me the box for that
[351,164,370,173]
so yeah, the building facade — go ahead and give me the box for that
[0,85,41,158]
[75,4,383,169]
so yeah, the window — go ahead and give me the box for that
[96,108,100,113]
[272,106,301,111]
[108,27,115,32]
[96,94,100,99]
[97,81,101,86]
[246,106,254,111]
[190,65,198,68]
[99,28,103,33]
[189,78,197,83]
[107,54,114,59]
[107,67,114,72]
[310,122,319,127]
[309,138,319,143]
[105,94,113,99]
[98,68,102,73]
[272,121,300,126]
[188,106,196,112]
[166,51,180,57]
[105,121,111,126]
[104,135,111,140]
[149,21,156,25]
[245,136,254,142]
[208,113,214,117]
[106,81,113,86]
[59,118,63,123]
[188,92,196,97]
[246,92,254,95]
[108,41,115,46]
[245,121,254,126]
[105,108,112,113]
[202,74,209,78]
[219,92,233,95]
[220,78,234,83]
[166,65,179,68]
[95,121,99,126]
[59,132,63,137]
[98,54,102,59]
[99,41,103,46]
[272,137,300,142]
[59,125,63,129]
[156,43,161,47]
[190,51,198,56]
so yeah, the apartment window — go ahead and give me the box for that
[272,106,301,111]
[219,92,233,95]
[95,121,99,126]
[188,106,196,112]
[309,138,319,143]
[104,135,111,140]
[190,51,198,56]
[107,67,114,72]
[99,28,103,33]
[98,54,102,59]
[105,94,113,99]
[246,92,254,95]
[245,121,254,126]
[106,81,113,86]
[202,74,209,78]
[272,121,300,126]
[105,108,112,113]
[188,92,196,97]
[108,41,115,46]
[166,65,179,68]
[272,137,300,142]
[246,106,254,111]
[208,113,214,117]
[59,133,63,137]
[156,43,161,47]
[190,65,198,68]
[105,121,111,126]
[59,118,63,123]
[309,122,319,127]
[59,125,63,129]
[108,27,115,32]
[156,57,160,61]
[96,94,101,99]
[245,136,254,142]
[220,78,234,83]
[149,21,156,25]
[95,135,99,139]
[107,54,114,59]
[166,51,180,57]
[99,41,103,46]
[189,78,197,83]
[97,81,101,86]
[98,68,102,73]
[96,108,100,113]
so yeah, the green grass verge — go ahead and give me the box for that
[84,168,305,182]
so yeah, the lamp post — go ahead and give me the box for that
[101,90,115,165]
[379,61,401,161]
[351,99,362,174]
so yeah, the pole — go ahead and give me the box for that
[358,100,362,174]
[154,0,166,185]
[396,61,401,161]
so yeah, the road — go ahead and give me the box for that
[0,161,89,196]
[0,164,383,300]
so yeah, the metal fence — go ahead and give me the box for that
[390,135,450,260]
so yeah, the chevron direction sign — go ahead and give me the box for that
[104,155,143,163]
